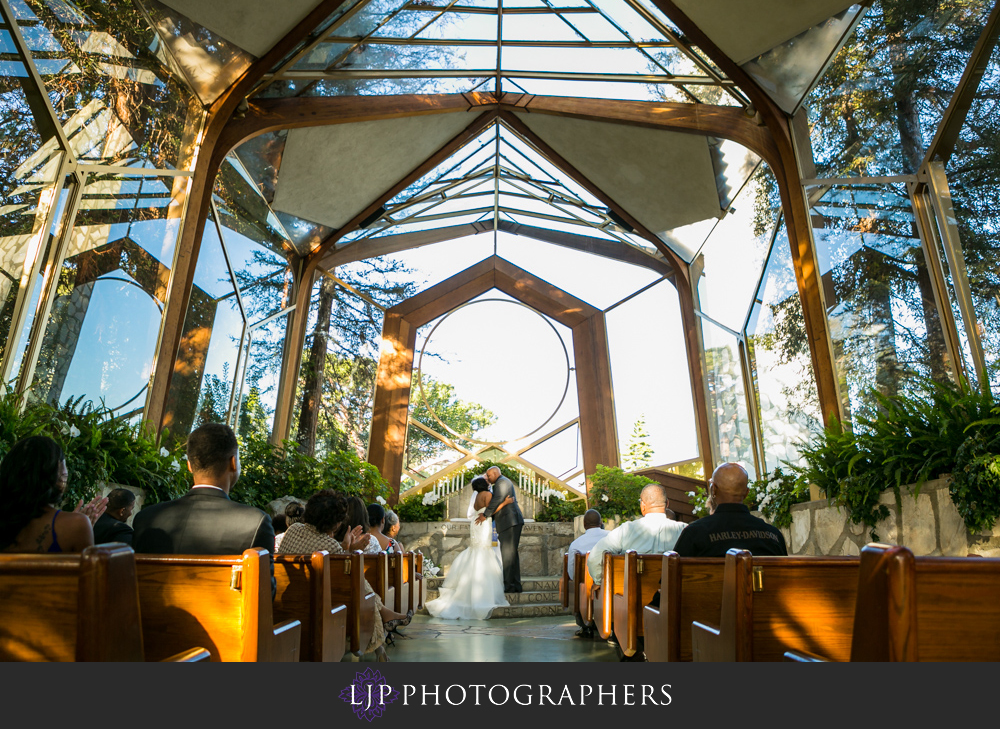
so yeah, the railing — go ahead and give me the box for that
[421,468,578,505]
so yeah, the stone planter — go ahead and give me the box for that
[779,476,1000,557]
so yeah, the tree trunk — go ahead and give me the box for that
[295,276,336,455]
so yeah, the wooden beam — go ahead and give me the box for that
[572,311,619,486]
[321,222,492,268]
[390,257,497,324]
[649,0,842,426]
[368,313,417,493]
[217,92,500,161]
[493,257,597,327]
[676,274,715,478]
[148,0,355,434]
[495,221,674,277]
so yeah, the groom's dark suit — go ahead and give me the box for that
[482,474,525,593]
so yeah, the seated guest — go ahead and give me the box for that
[672,462,787,557]
[567,509,609,638]
[279,489,413,661]
[93,488,135,545]
[367,503,401,552]
[665,508,677,521]
[132,423,277,598]
[273,501,305,551]
[586,483,686,587]
[384,509,403,550]
[0,436,106,553]
[336,496,381,555]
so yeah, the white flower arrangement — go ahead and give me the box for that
[60,422,81,438]
[600,494,609,502]
[540,488,565,502]
[421,491,441,506]
[376,495,387,505]
[415,550,441,577]
[159,446,170,458]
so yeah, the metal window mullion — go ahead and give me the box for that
[0,159,68,384]
[908,180,967,387]
[225,324,248,425]
[924,161,990,393]
[230,329,251,429]
[0,0,72,153]
[738,336,764,480]
[211,197,248,322]
[15,171,86,397]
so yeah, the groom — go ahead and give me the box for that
[476,466,524,593]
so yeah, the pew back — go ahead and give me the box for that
[643,553,724,662]
[328,552,377,655]
[913,557,1000,661]
[610,551,663,656]
[0,544,145,661]
[135,548,300,662]
[576,553,591,625]
[273,551,348,661]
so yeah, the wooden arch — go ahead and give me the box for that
[368,255,618,499]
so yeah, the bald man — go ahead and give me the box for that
[586,483,686,586]
[672,462,787,557]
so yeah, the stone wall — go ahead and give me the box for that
[397,520,574,577]
[780,476,1000,557]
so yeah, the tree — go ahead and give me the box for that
[406,374,496,472]
[623,415,654,471]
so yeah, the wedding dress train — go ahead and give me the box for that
[425,501,510,620]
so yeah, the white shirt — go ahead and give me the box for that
[566,527,610,580]
[586,512,686,585]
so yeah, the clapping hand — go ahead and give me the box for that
[341,524,371,552]
[75,495,108,526]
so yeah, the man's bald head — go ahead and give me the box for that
[710,462,749,504]
[639,483,668,513]
[485,466,501,484]
[583,509,603,529]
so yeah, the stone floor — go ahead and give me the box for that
[356,614,620,662]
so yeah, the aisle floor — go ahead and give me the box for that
[362,615,621,662]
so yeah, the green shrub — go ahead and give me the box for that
[587,465,654,520]
[534,496,586,522]
[394,492,445,522]
[233,436,391,511]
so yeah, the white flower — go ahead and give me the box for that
[600,494,609,502]
[422,491,440,506]
[68,425,81,438]
[540,488,565,501]
[159,447,169,458]
[376,495,387,505]
[170,459,181,473]
[182,454,188,460]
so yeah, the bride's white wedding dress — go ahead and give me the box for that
[425,498,510,620]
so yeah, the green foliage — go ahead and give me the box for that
[0,389,190,508]
[393,492,446,523]
[747,466,809,529]
[232,434,391,512]
[796,379,998,539]
[587,465,654,520]
[534,497,586,523]
[623,415,654,471]
[687,482,711,520]
[407,375,496,469]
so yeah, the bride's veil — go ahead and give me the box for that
[467,487,479,520]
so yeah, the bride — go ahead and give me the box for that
[425,475,514,620]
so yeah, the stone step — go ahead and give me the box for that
[425,576,561,593]
[490,602,566,619]
[424,588,561,606]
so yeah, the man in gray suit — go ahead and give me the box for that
[476,466,525,593]
[133,423,276,598]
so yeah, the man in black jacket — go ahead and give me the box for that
[93,488,135,545]
[133,423,276,598]
[476,466,525,593]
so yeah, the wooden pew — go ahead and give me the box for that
[610,551,664,657]
[578,553,595,630]
[691,549,860,661]
[0,544,208,662]
[642,552,725,662]
[388,552,413,614]
[786,544,1000,662]
[592,552,616,640]
[560,553,570,608]
[273,551,349,661]
[365,552,394,615]
[414,552,425,610]
[328,551,378,656]
[135,548,301,662]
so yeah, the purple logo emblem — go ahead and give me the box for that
[340,668,400,721]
